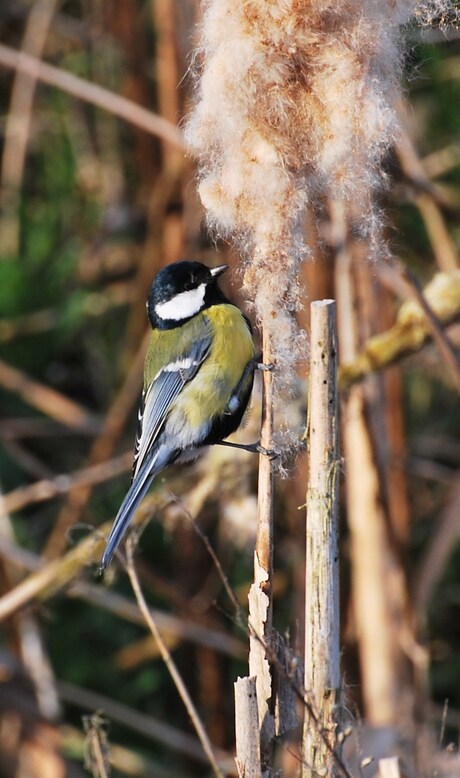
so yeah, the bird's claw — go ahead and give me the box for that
[252,442,278,459]
[253,354,274,372]
[256,362,274,372]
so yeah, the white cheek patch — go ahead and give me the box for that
[155,284,206,322]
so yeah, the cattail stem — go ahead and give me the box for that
[234,676,262,778]
[303,300,341,776]
[256,324,275,583]
[248,322,275,769]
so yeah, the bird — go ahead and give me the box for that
[99,260,257,571]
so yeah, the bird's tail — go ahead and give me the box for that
[99,450,166,572]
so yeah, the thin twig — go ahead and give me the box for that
[0,43,184,149]
[166,491,244,624]
[125,545,226,778]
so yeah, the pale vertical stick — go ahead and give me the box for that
[378,757,402,778]
[234,676,262,778]
[344,388,396,725]
[248,323,275,768]
[303,300,341,776]
[333,203,396,726]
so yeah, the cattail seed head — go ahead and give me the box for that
[185,0,458,448]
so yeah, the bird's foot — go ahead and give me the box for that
[216,439,278,459]
[253,354,274,372]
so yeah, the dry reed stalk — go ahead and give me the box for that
[234,676,262,778]
[0,0,58,258]
[378,756,402,778]
[303,300,341,776]
[381,367,411,547]
[105,0,159,189]
[126,0,186,353]
[151,0,182,159]
[333,202,397,726]
[0,44,184,148]
[0,358,99,431]
[1,451,133,515]
[344,387,397,725]
[415,473,460,614]
[422,143,460,178]
[248,327,275,767]
[0,485,60,722]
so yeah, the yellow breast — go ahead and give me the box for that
[173,304,254,426]
[143,303,254,432]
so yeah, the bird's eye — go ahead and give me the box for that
[184,275,196,291]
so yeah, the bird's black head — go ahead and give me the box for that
[147,260,228,329]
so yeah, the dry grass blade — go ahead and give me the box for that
[125,545,226,778]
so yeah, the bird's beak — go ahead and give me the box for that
[210,264,228,278]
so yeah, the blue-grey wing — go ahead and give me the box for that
[132,331,211,480]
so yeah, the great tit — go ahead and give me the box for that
[99,260,256,570]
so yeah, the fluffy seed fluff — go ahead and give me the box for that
[185,0,458,450]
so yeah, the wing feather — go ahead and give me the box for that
[132,330,211,479]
